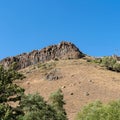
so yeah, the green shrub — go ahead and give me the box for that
[113,63,120,72]
[93,56,120,72]
[76,100,120,120]
[101,57,116,70]
[93,58,102,64]
[86,59,91,62]
[49,89,67,120]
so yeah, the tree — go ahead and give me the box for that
[0,65,25,120]
[49,89,68,120]
[19,93,58,120]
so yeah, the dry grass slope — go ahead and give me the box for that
[16,58,120,120]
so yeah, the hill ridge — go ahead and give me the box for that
[0,41,84,70]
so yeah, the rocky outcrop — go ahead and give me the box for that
[45,68,63,81]
[0,41,85,70]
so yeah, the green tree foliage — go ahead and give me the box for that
[49,89,68,120]
[0,65,24,103]
[0,103,13,120]
[20,93,56,120]
[76,100,120,120]
[0,65,25,120]
[0,65,67,120]
[19,93,67,120]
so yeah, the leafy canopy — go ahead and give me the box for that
[76,100,120,120]
[0,65,67,120]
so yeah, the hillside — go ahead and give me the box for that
[15,58,120,120]
[1,41,120,119]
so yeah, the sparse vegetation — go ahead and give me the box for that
[92,56,120,72]
[101,56,116,70]
[76,100,120,120]
[38,61,56,72]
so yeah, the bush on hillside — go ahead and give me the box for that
[93,56,120,72]
[93,58,102,64]
[113,63,120,72]
[101,57,116,70]
[76,100,120,120]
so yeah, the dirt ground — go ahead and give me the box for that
[16,59,120,120]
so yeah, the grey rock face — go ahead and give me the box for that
[45,68,62,81]
[0,41,85,70]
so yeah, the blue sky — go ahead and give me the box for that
[0,0,120,60]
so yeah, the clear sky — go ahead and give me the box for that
[0,0,120,60]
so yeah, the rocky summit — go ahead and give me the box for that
[0,41,85,70]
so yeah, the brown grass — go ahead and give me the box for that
[16,59,120,120]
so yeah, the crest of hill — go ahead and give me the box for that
[0,41,85,70]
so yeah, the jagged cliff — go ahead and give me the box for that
[0,41,85,70]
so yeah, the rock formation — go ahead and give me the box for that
[0,41,85,70]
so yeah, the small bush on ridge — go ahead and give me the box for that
[93,56,120,72]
